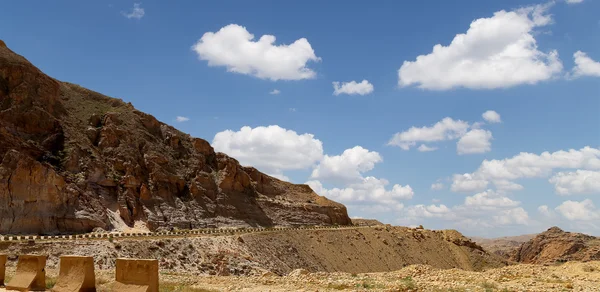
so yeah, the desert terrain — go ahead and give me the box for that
[1,40,600,291]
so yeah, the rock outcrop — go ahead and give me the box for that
[0,41,351,234]
[510,227,600,264]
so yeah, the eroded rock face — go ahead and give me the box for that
[0,41,351,234]
[510,227,600,264]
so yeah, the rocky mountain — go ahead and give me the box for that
[510,227,600,264]
[0,40,351,234]
[470,233,537,258]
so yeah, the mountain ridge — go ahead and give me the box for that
[0,40,351,234]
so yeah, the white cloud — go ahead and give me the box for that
[493,207,530,225]
[418,144,438,152]
[398,4,562,90]
[307,178,413,208]
[566,0,583,4]
[457,129,493,155]
[332,80,374,96]
[464,190,520,209]
[493,180,524,191]
[269,89,281,95]
[175,116,190,122]
[451,146,600,193]
[268,173,290,182]
[549,170,600,195]
[310,146,382,184]
[192,24,320,81]
[570,51,600,78]
[538,205,555,217]
[289,108,297,112]
[451,173,489,193]
[431,183,445,190]
[404,204,451,218]
[482,110,502,123]
[122,3,145,19]
[388,117,470,150]
[399,192,529,229]
[556,199,600,221]
[212,125,323,174]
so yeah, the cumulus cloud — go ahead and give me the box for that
[269,173,290,182]
[269,89,281,95]
[457,129,493,155]
[538,205,555,217]
[451,173,490,193]
[493,180,524,192]
[307,178,413,209]
[549,170,600,195]
[493,207,530,225]
[388,117,470,150]
[122,3,145,19]
[556,199,600,221]
[569,51,600,79]
[404,204,451,218]
[307,146,413,210]
[310,146,382,184]
[332,80,374,96]
[398,4,562,90]
[192,24,320,80]
[399,190,529,229]
[418,144,438,152]
[212,125,323,174]
[450,146,600,193]
[482,110,502,123]
[431,183,445,190]
[175,116,190,122]
[464,190,520,209]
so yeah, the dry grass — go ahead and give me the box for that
[159,282,219,292]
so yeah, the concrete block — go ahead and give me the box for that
[6,254,47,291]
[51,255,96,292]
[114,258,158,292]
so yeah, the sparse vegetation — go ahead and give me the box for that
[327,283,352,290]
[400,276,416,290]
[582,264,596,272]
[45,276,57,289]
[159,282,218,292]
[480,281,498,292]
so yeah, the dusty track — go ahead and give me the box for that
[0,225,360,243]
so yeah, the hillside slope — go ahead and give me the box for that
[510,227,600,264]
[0,40,350,234]
[0,226,507,276]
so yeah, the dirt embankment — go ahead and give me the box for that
[0,227,506,277]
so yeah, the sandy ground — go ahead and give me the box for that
[1,261,599,291]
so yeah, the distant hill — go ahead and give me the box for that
[351,218,384,226]
[510,227,600,264]
[470,233,537,257]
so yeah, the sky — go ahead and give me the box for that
[1,0,599,237]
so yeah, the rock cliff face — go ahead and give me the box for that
[510,227,600,264]
[0,41,351,234]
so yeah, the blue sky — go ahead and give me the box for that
[1,0,599,237]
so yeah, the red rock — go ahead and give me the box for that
[0,41,350,234]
